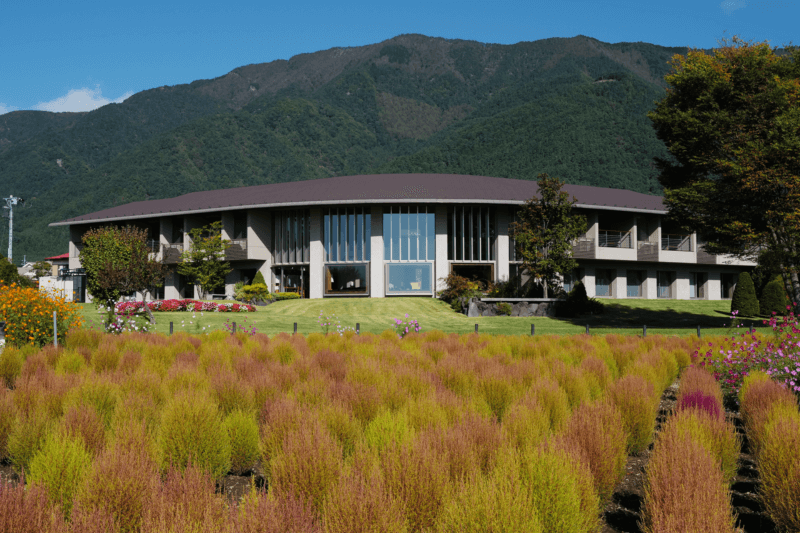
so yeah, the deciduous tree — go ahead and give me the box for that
[509,173,588,298]
[80,225,167,323]
[649,38,800,306]
[177,221,232,300]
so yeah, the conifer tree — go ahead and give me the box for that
[760,276,790,316]
[730,272,759,317]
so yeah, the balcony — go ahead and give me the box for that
[598,230,632,249]
[661,234,692,252]
[572,238,596,259]
[162,243,184,264]
[225,239,248,261]
[637,241,659,262]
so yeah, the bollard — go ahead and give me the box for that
[750,324,754,334]
[475,324,479,333]
[697,325,701,338]
[530,324,535,336]
[294,322,298,334]
[231,322,236,336]
[53,311,58,347]
[585,324,589,335]
[356,323,360,335]
[169,322,173,335]
[643,325,647,337]
[0,321,5,352]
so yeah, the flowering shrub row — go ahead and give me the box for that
[695,309,800,405]
[0,281,83,348]
[115,299,256,314]
[0,330,695,531]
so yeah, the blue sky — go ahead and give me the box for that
[0,0,796,114]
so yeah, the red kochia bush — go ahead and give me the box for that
[676,391,723,421]
[677,366,723,413]
[739,372,798,455]
[641,430,737,533]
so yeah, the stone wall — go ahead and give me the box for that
[466,298,557,318]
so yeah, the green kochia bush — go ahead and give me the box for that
[731,271,759,317]
[223,409,260,475]
[28,431,92,518]
[158,391,231,478]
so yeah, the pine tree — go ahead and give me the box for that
[730,272,759,317]
[253,270,266,286]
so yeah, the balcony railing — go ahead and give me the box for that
[598,230,632,249]
[572,238,596,259]
[162,243,184,264]
[226,239,248,261]
[147,239,160,254]
[661,234,692,252]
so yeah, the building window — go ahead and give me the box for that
[626,270,645,297]
[657,271,674,299]
[451,263,494,290]
[383,206,435,261]
[595,269,614,297]
[563,268,583,294]
[448,206,495,261]
[324,207,370,263]
[689,272,707,299]
[274,209,310,264]
[325,264,369,296]
[721,273,737,299]
[386,263,433,295]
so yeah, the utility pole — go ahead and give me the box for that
[3,195,24,262]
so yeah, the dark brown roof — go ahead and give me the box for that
[51,174,666,226]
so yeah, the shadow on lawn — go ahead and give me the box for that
[553,303,766,331]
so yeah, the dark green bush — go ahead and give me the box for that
[556,282,604,317]
[253,271,267,286]
[760,276,790,317]
[731,272,759,317]
[496,302,513,316]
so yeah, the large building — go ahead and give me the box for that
[51,174,752,301]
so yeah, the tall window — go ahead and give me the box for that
[324,207,371,263]
[383,206,435,261]
[627,270,644,297]
[273,209,310,264]
[595,269,614,297]
[657,271,674,299]
[448,206,495,261]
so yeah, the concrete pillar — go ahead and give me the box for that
[221,212,234,241]
[707,271,722,300]
[614,268,627,299]
[309,207,323,299]
[584,266,596,298]
[435,205,449,295]
[643,268,658,299]
[370,206,384,298]
[68,225,83,270]
[496,207,510,283]
[675,270,690,300]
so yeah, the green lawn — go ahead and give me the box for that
[76,297,760,338]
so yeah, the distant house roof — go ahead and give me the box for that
[50,174,666,226]
[44,253,69,261]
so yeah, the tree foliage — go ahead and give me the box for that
[80,225,168,316]
[760,276,790,317]
[177,221,231,300]
[649,38,800,306]
[0,257,34,288]
[509,174,588,298]
[31,261,52,278]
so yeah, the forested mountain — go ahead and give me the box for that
[0,34,687,260]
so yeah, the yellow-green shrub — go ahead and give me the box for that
[64,375,119,429]
[663,409,740,484]
[28,430,92,518]
[501,397,551,451]
[158,390,231,478]
[608,374,659,454]
[0,348,23,388]
[223,409,260,475]
[0,388,15,461]
[364,408,415,453]
[759,404,800,531]
[8,405,55,472]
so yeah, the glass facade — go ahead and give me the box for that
[273,209,310,264]
[595,269,614,297]
[657,271,674,299]
[325,264,369,295]
[448,206,496,261]
[324,207,371,263]
[689,272,706,299]
[626,270,644,297]
[383,206,435,261]
[386,263,433,294]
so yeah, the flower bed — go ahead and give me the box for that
[115,299,255,314]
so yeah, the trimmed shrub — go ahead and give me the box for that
[158,391,231,479]
[0,388,15,461]
[496,302,513,316]
[28,431,92,518]
[759,404,800,531]
[559,399,628,505]
[518,441,600,533]
[730,271,759,317]
[529,379,571,432]
[274,292,301,301]
[323,458,408,533]
[0,480,67,533]
[364,409,415,453]
[760,276,790,316]
[501,398,551,451]
[436,449,543,533]
[607,374,659,454]
[641,430,737,533]
[270,419,343,515]
[223,409,260,475]
[253,270,267,286]
[556,282,605,317]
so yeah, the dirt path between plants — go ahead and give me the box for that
[600,379,776,533]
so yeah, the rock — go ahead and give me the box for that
[467,299,481,318]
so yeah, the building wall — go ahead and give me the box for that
[309,207,323,299]
[370,206,384,298]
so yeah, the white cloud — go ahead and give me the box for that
[0,103,17,115]
[34,87,133,113]
[720,0,747,14]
